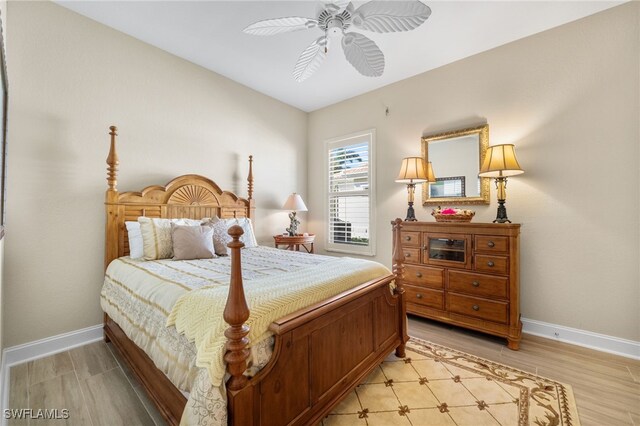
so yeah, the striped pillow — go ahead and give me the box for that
[138,217,201,260]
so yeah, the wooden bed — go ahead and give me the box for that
[102,126,408,425]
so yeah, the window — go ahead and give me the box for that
[430,176,466,198]
[325,130,375,256]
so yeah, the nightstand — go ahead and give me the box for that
[273,234,315,254]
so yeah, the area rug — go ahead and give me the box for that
[323,337,580,426]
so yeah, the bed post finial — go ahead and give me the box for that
[104,126,121,272]
[107,125,119,194]
[392,218,408,358]
[247,155,254,200]
[224,225,250,392]
[247,155,256,222]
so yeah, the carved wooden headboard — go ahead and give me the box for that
[104,126,255,269]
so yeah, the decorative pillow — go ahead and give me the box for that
[202,217,232,255]
[171,224,216,260]
[138,217,201,260]
[201,217,258,255]
[125,221,144,259]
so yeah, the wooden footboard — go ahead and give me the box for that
[224,219,407,425]
[227,275,401,425]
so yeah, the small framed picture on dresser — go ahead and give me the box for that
[0,13,7,238]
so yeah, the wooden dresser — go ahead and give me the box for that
[396,222,522,349]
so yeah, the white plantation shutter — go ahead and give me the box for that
[443,179,462,197]
[325,130,376,256]
[431,177,467,198]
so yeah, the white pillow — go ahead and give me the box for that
[125,221,144,259]
[181,218,205,226]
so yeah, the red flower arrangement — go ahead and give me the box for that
[431,207,475,222]
[440,208,458,215]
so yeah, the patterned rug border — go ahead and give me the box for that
[406,337,581,426]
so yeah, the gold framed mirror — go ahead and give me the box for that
[421,124,490,206]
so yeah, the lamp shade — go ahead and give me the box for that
[396,157,433,183]
[425,161,436,182]
[479,144,524,178]
[282,193,308,211]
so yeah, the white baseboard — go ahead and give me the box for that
[522,317,640,360]
[2,324,103,367]
[1,324,103,423]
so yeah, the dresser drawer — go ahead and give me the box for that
[447,294,508,324]
[406,285,444,310]
[474,254,508,275]
[475,236,508,254]
[401,231,421,247]
[403,247,420,264]
[404,265,443,289]
[448,271,508,298]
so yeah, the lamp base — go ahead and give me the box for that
[286,211,300,236]
[405,201,418,222]
[493,200,511,223]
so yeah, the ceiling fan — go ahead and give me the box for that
[243,1,432,82]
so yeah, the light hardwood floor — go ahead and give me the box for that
[8,342,162,426]
[8,317,640,425]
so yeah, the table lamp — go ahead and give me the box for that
[282,193,308,236]
[478,144,524,223]
[396,157,435,221]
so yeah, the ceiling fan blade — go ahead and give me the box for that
[293,36,328,82]
[243,17,318,36]
[352,0,431,33]
[326,0,350,12]
[341,32,384,77]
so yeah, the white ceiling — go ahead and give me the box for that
[56,1,624,112]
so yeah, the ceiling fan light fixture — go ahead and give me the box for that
[242,0,431,81]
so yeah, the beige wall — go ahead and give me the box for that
[4,1,307,347]
[0,0,7,355]
[3,1,639,348]
[308,3,640,341]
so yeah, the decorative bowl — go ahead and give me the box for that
[431,207,475,223]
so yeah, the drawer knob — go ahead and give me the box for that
[487,241,495,248]
[487,261,495,267]
[416,293,423,299]
[405,236,412,241]
[472,281,480,287]
[406,253,411,258]
[472,304,480,311]
[416,272,423,278]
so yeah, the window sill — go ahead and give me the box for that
[325,246,376,257]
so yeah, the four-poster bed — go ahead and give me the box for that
[102,126,408,425]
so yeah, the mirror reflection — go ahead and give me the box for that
[421,124,490,205]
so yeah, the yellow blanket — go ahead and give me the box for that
[166,257,390,386]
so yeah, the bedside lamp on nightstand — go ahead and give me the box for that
[282,193,308,236]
